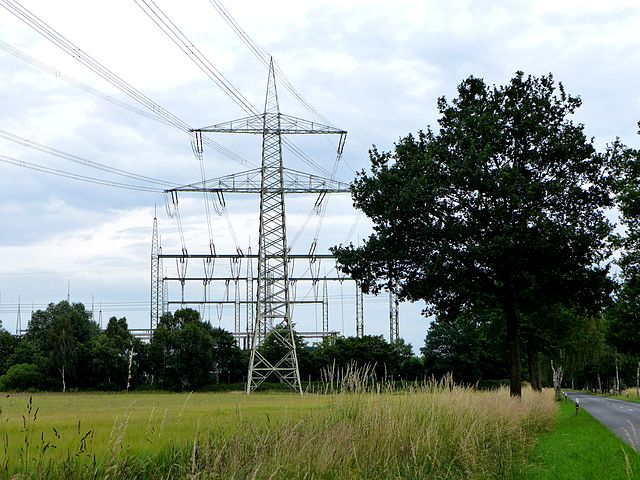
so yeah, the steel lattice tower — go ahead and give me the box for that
[150,215,162,330]
[191,59,346,393]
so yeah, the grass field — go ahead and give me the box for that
[523,398,640,479]
[0,382,556,479]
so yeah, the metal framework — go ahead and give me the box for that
[150,216,162,330]
[189,59,346,394]
[150,59,404,393]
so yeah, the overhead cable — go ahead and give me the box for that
[0,154,163,192]
[0,129,175,187]
[130,0,333,177]
[0,0,254,168]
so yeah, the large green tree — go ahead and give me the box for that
[86,317,140,390]
[608,140,640,356]
[23,300,99,390]
[332,72,617,396]
[148,308,216,390]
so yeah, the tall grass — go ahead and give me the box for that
[0,377,555,479]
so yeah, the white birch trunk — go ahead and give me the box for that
[551,359,563,400]
[126,347,134,392]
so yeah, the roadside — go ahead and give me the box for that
[524,400,640,479]
[566,391,640,451]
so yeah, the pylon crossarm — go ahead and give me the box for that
[194,113,346,136]
[166,168,350,194]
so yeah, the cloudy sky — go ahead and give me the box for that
[0,0,639,351]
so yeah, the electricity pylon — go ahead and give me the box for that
[150,215,162,330]
[188,58,346,393]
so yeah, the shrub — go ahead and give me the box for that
[0,363,43,391]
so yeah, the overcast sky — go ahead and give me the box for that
[0,0,639,351]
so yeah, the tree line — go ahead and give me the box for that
[0,303,420,392]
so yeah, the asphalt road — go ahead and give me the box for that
[566,392,640,451]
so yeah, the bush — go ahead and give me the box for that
[0,363,43,391]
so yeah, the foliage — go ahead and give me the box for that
[0,363,43,391]
[21,301,99,391]
[333,72,617,396]
[84,317,141,390]
[211,327,245,383]
[316,334,419,379]
[422,312,507,384]
[0,326,17,375]
[148,308,213,390]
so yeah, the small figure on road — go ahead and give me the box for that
[575,398,580,415]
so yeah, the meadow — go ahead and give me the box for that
[0,381,557,479]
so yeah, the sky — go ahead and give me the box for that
[0,0,639,352]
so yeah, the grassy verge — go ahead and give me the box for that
[524,399,640,479]
[0,384,555,479]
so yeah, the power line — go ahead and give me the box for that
[0,0,254,168]
[0,154,164,192]
[207,0,332,124]
[0,129,175,187]
[0,39,174,128]
[130,0,335,178]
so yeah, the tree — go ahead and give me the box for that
[422,312,507,384]
[0,323,17,376]
[148,308,215,390]
[332,72,616,396]
[23,301,99,390]
[86,317,139,390]
[608,141,640,355]
[315,335,411,379]
[210,327,244,383]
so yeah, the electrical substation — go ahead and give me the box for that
[151,60,401,393]
[0,0,403,394]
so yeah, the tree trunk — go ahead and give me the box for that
[526,339,542,392]
[597,373,602,393]
[636,361,639,399]
[615,350,620,395]
[551,359,563,400]
[505,297,521,397]
[126,347,134,392]
[61,365,66,393]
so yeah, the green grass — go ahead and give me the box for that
[0,384,556,479]
[524,399,640,479]
[0,391,329,470]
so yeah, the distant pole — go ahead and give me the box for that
[67,281,70,303]
[16,295,22,336]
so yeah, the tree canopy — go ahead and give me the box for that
[332,72,618,396]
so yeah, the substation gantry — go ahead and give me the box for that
[150,59,399,393]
